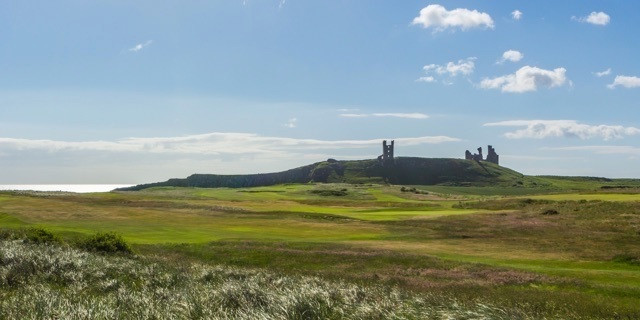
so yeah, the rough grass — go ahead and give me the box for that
[0,239,529,320]
[1,184,640,318]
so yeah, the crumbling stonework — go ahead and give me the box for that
[378,140,395,164]
[465,145,499,165]
[486,145,499,165]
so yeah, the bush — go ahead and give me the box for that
[25,227,60,244]
[310,189,348,197]
[613,254,640,266]
[83,232,132,254]
[0,228,22,241]
[541,209,560,215]
[400,187,428,195]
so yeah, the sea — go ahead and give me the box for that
[0,185,133,193]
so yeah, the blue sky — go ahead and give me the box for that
[1,1,639,183]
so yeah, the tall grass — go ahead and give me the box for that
[0,239,532,320]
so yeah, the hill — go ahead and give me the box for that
[118,157,541,191]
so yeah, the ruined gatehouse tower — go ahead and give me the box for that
[377,140,395,165]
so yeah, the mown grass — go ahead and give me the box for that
[1,183,640,318]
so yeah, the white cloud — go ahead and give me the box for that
[372,113,429,119]
[479,66,567,93]
[279,0,286,9]
[573,12,610,26]
[484,120,640,140]
[128,40,153,52]
[339,114,368,118]
[594,68,611,77]
[498,50,523,63]
[416,76,436,83]
[412,4,494,32]
[607,75,640,89]
[548,145,640,156]
[420,57,476,84]
[284,118,297,128]
[340,113,429,119]
[511,10,522,20]
[423,58,476,76]
[0,132,458,156]
[585,11,610,25]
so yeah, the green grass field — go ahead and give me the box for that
[1,183,640,318]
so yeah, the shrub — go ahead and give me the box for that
[25,227,60,245]
[83,232,132,254]
[0,228,23,240]
[310,189,348,197]
[541,209,560,215]
[613,254,640,266]
[400,187,428,195]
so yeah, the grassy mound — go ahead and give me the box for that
[119,157,541,191]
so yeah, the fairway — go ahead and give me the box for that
[1,183,640,318]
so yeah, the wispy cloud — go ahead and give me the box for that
[416,76,436,83]
[479,66,568,93]
[284,118,297,128]
[594,68,611,77]
[423,57,476,76]
[572,11,610,26]
[128,40,153,52]
[547,145,640,156]
[0,132,458,156]
[501,154,581,161]
[484,120,640,140]
[412,4,494,32]
[608,75,640,89]
[418,57,476,84]
[511,10,522,21]
[339,113,429,119]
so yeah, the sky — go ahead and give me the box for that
[1,0,640,184]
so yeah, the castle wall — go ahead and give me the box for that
[465,145,499,165]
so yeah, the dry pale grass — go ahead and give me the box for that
[0,239,531,320]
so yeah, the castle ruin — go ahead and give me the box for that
[465,145,499,165]
[378,140,395,164]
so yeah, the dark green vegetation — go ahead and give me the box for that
[2,180,640,318]
[82,232,133,254]
[119,157,640,197]
[120,158,558,191]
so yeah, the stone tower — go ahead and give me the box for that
[486,145,499,165]
[380,140,395,164]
